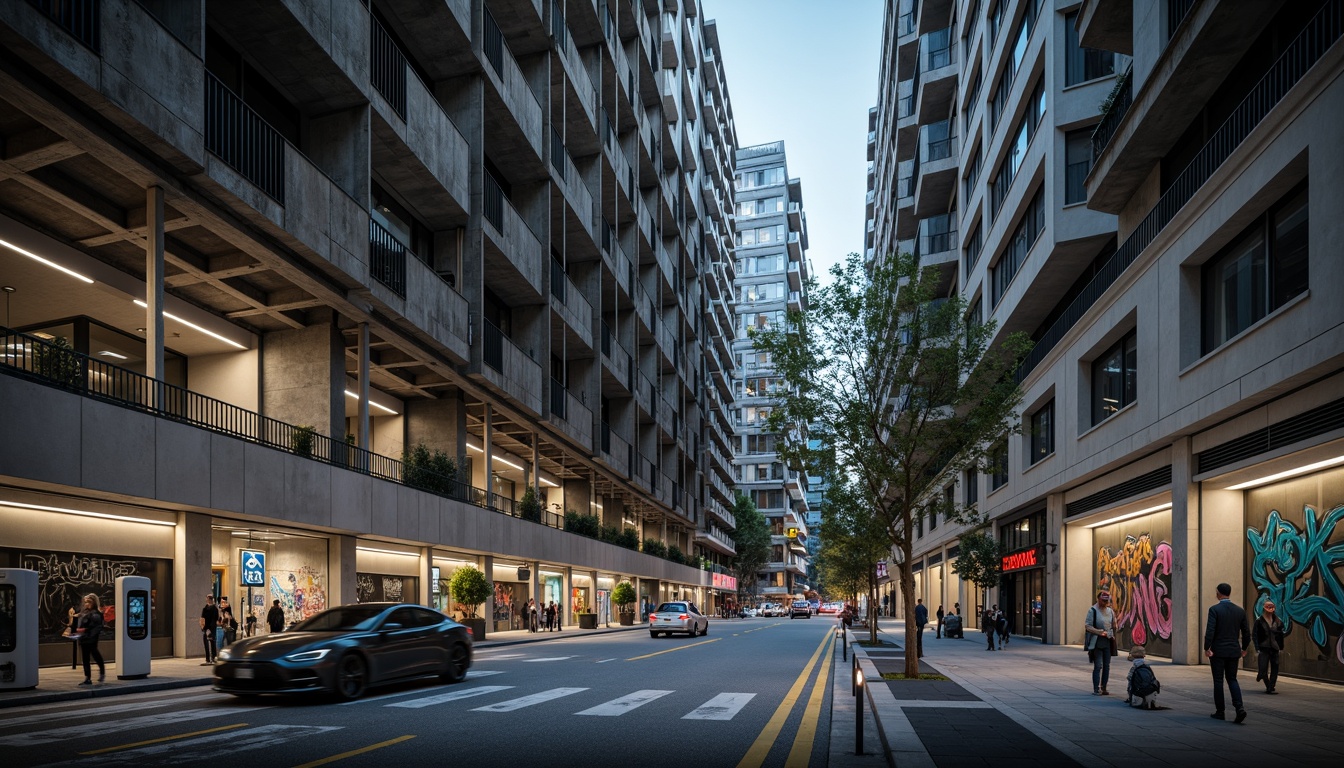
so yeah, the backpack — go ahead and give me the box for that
[1130,663,1160,698]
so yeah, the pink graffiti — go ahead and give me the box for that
[1096,535,1173,647]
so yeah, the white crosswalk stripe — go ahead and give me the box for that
[682,693,755,721]
[0,693,219,728]
[470,687,588,712]
[519,656,574,662]
[0,707,270,747]
[386,685,514,709]
[337,670,506,705]
[575,689,674,716]
[42,724,339,767]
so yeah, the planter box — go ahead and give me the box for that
[577,614,597,630]
[462,617,486,641]
[618,612,635,626]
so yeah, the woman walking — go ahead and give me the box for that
[74,593,106,685]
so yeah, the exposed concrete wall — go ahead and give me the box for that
[404,397,463,457]
[261,322,344,440]
[174,511,211,659]
[309,105,370,204]
[190,349,259,412]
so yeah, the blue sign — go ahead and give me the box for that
[240,549,266,587]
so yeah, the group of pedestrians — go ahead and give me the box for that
[983,604,1009,650]
[521,598,564,632]
[200,594,286,664]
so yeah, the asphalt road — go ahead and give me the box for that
[0,617,840,768]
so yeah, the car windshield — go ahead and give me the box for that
[655,603,687,613]
[794,602,809,607]
[291,606,386,632]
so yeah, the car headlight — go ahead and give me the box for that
[284,648,332,662]
[216,648,233,661]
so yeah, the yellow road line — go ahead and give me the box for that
[626,637,721,660]
[736,631,832,768]
[785,634,834,767]
[291,735,416,768]
[79,723,248,755]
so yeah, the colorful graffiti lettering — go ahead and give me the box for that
[1096,533,1174,646]
[1247,504,1344,664]
[269,565,327,625]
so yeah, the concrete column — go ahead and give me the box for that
[530,432,539,492]
[1045,492,1066,645]
[173,511,211,659]
[483,403,494,500]
[480,554,494,631]
[562,567,572,628]
[1199,480,1246,666]
[262,320,344,439]
[329,535,357,609]
[419,546,433,607]
[144,186,165,384]
[358,323,370,450]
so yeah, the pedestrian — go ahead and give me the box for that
[219,596,236,646]
[997,608,1010,648]
[983,606,996,651]
[199,594,219,665]
[1204,582,1251,723]
[954,602,960,616]
[936,604,945,638]
[914,598,928,657]
[73,593,106,685]
[245,611,257,637]
[529,598,539,632]
[1125,645,1161,709]
[546,601,556,631]
[1253,599,1286,694]
[882,593,890,618]
[266,599,285,633]
[1083,590,1116,694]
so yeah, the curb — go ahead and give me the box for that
[0,677,214,709]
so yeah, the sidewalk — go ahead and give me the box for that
[0,621,650,710]
[842,618,1344,768]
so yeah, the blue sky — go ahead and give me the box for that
[702,0,884,280]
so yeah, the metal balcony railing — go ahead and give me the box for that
[551,257,567,303]
[370,14,407,118]
[0,326,544,521]
[205,73,285,204]
[483,318,505,372]
[483,171,504,231]
[550,378,567,420]
[483,8,504,76]
[1090,66,1132,163]
[368,220,407,298]
[551,127,566,180]
[26,0,99,52]
[1021,0,1342,382]
[1167,0,1196,41]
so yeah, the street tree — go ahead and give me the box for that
[817,477,891,644]
[753,250,1030,677]
[952,528,1002,623]
[730,492,771,608]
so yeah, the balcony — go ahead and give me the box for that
[550,259,593,348]
[916,27,958,120]
[479,319,543,415]
[695,526,736,556]
[548,378,593,447]
[599,323,632,393]
[483,172,545,300]
[205,73,285,204]
[787,231,802,262]
[787,291,802,312]
[918,214,958,267]
[482,9,545,161]
[598,421,631,477]
[914,121,957,218]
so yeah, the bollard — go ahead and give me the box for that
[840,624,848,662]
[855,668,865,755]
[851,653,859,696]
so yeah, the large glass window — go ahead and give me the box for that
[737,224,786,247]
[735,166,786,191]
[1201,186,1309,353]
[1065,129,1093,205]
[991,189,1046,306]
[964,223,984,275]
[737,196,785,218]
[991,79,1044,218]
[738,282,786,303]
[989,441,1009,490]
[1091,330,1138,425]
[1029,400,1054,464]
[1064,11,1116,86]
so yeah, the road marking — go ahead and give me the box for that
[470,687,588,712]
[626,637,721,660]
[336,671,506,705]
[0,707,270,747]
[735,630,832,768]
[596,658,617,663]
[0,693,220,728]
[575,689,675,716]
[682,692,756,721]
[291,735,415,768]
[386,685,514,709]
[44,724,337,766]
[79,723,248,755]
[785,634,834,767]
[520,656,574,662]
[472,653,525,660]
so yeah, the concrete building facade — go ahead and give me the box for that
[0,0,743,663]
[870,0,1344,682]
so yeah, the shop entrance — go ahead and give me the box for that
[1000,567,1044,640]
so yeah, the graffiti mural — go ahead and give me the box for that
[1,548,173,643]
[1246,503,1344,674]
[354,573,413,603]
[1093,513,1174,658]
[269,565,327,626]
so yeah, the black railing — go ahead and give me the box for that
[370,15,408,119]
[27,0,99,52]
[551,0,568,48]
[601,321,612,356]
[369,220,407,298]
[1020,0,1342,382]
[1167,0,1196,41]
[600,421,612,453]
[551,257,567,302]
[483,319,505,373]
[1090,66,1132,163]
[551,127,566,179]
[0,326,538,519]
[550,378,568,420]
[483,171,504,231]
[205,72,286,204]
[483,8,504,76]
[924,229,958,254]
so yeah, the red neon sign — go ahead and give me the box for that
[1001,547,1040,572]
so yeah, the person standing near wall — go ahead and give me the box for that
[219,596,236,646]
[1254,600,1286,694]
[1083,591,1116,694]
[914,598,928,657]
[74,594,106,685]
[266,599,285,633]
[936,604,945,638]
[199,594,219,665]
[1205,582,1251,723]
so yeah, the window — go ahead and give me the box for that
[744,433,778,453]
[1065,129,1093,205]
[988,0,1006,45]
[1064,11,1116,86]
[991,79,1045,217]
[989,442,1008,490]
[965,295,983,344]
[739,311,784,338]
[735,166,786,190]
[988,2,1039,132]
[737,196,785,218]
[1201,186,1309,353]
[737,224,786,247]
[736,253,785,275]
[964,223,983,275]
[963,142,982,203]
[742,377,781,397]
[966,468,979,506]
[753,489,785,508]
[738,282,786,303]
[991,189,1046,305]
[1091,330,1137,425]
[926,26,953,70]
[924,212,957,253]
[1029,400,1054,464]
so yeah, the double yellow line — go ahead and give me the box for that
[736,630,835,768]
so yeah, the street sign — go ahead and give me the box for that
[240,549,266,587]
[786,527,799,539]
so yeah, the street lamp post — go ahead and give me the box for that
[854,668,865,755]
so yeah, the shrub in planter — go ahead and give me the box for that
[617,528,640,550]
[642,539,666,559]
[612,581,636,625]
[291,425,316,457]
[402,444,459,496]
[564,510,601,539]
[667,545,685,565]
[519,485,542,522]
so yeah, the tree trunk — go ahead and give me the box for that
[900,541,918,678]
[868,575,879,645]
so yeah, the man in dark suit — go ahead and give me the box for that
[1204,582,1251,723]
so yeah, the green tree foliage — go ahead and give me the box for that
[401,444,459,496]
[448,565,492,619]
[612,581,637,612]
[952,529,1002,616]
[642,538,667,559]
[564,509,602,539]
[752,250,1030,676]
[730,492,771,606]
[817,478,893,644]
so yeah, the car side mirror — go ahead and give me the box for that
[382,622,403,631]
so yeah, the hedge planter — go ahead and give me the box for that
[618,612,636,626]
[462,617,486,641]
[578,613,598,630]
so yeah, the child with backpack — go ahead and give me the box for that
[1126,645,1161,709]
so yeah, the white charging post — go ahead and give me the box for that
[115,575,151,679]
[0,568,38,690]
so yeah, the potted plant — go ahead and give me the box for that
[519,485,542,523]
[612,581,637,626]
[449,565,492,641]
[576,610,598,629]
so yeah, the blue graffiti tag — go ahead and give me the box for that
[1246,504,1344,659]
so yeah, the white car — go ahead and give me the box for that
[649,601,709,637]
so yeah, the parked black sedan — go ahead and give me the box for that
[213,603,472,700]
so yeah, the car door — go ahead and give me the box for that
[688,603,706,633]
[373,607,433,680]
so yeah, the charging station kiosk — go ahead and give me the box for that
[115,575,151,679]
[0,568,38,690]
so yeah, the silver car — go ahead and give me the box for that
[649,601,709,637]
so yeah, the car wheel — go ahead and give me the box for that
[439,642,470,684]
[702,622,708,636]
[334,653,368,700]
[650,631,659,638]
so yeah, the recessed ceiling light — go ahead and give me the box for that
[97,350,128,360]
[1225,455,1344,491]
[0,238,94,283]
[133,300,246,349]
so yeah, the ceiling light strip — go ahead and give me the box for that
[1225,455,1344,491]
[0,237,95,284]
[0,500,176,526]
[133,300,247,350]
